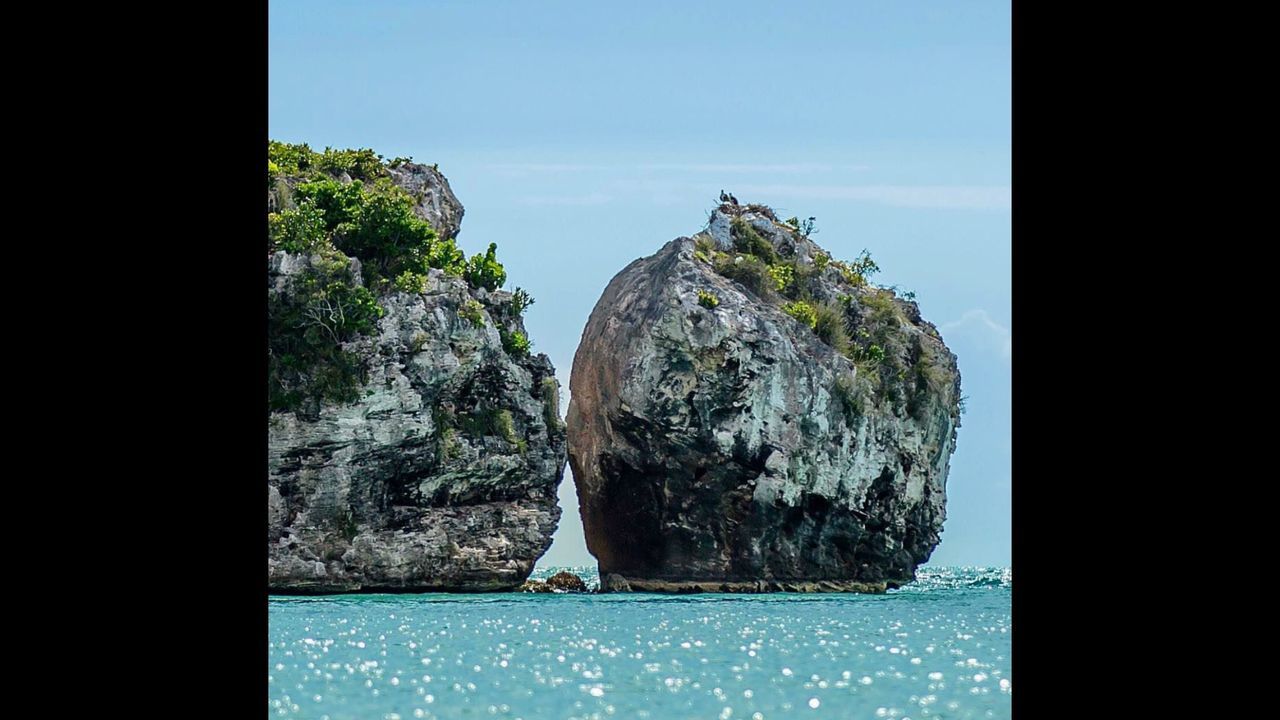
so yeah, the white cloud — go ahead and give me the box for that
[515,192,612,207]
[486,163,870,177]
[942,309,1011,361]
[487,163,603,178]
[638,163,869,174]
[488,163,602,172]
[733,184,1012,210]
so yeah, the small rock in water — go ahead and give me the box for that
[603,573,632,592]
[545,571,588,592]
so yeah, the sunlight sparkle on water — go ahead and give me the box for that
[269,566,1011,718]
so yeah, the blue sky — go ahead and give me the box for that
[270,0,1011,567]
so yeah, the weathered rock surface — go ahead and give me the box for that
[567,203,961,592]
[268,161,463,241]
[386,162,464,241]
[518,580,555,593]
[545,571,589,592]
[268,164,566,593]
[519,571,590,593]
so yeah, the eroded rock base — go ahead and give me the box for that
[599,574,891,594]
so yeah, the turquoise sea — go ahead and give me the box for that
[269,566,1011,719]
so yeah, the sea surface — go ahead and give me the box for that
[269,566,1011,719]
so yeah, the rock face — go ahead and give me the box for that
[545,571,589,592]
[518,571,589,594]
[386,163,464,242]
[268,163,566,593]
[567,203,961,592]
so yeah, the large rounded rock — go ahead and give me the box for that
[567,204,961,592]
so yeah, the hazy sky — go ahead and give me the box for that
[269,0,1011,567]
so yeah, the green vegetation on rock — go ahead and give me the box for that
[782,300,818,329]
[831,251,879,288]
[730,217,779,264]
[831,374,864,425]
[701,204,945,419]
[268,201,327,254]
[510,287,535,316]
[501,328,532,357]
[459,299,487,328]
[393,269,428,294]
[465,242,507,291]
[813,301,852,355]
[268,141,385,182]
[713,253,774,298]
[268,141,513,414]
[541,377,562,430]
[493,409,518,444]
[767,264,794,293]
[292,175,467,288]
[448,405,527,452]
[268,248,385,413]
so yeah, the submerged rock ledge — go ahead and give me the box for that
[601,574,891,594]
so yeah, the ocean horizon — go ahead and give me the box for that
[269,566,1011,719]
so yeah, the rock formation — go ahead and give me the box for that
[267,151,566,593]
[567,202,961,592]
[545,570,589,592]
[519,571,590,593]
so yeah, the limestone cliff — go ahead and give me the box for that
[567,202,961,592]
[267,149,565,593]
